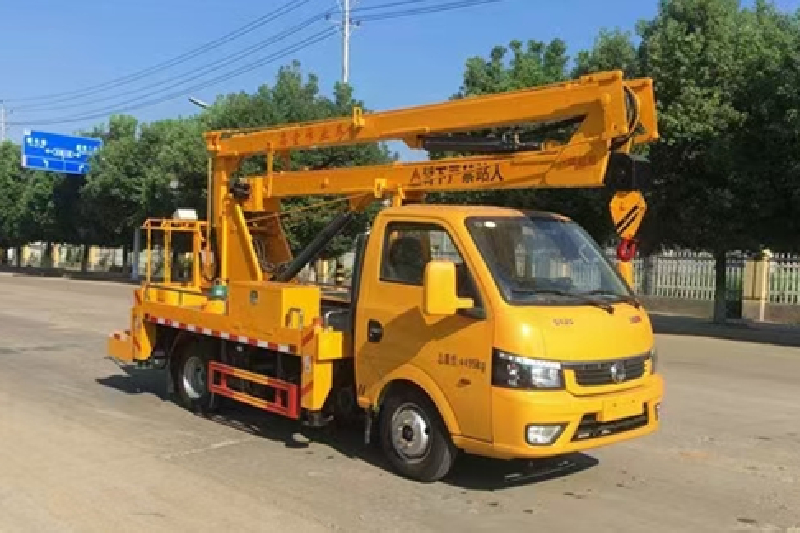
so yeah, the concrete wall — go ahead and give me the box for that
[641,296,800,325]
[746,302,800,325]
[640,296,715,319]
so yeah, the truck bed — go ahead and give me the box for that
[321,286,352,305]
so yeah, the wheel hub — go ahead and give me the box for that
[182,355,206,400]
[390,404,430,459]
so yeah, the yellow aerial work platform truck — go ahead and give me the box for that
[108,70,664,482]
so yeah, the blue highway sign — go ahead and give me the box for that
[21,130,103,175]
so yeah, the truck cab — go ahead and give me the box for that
[340,204,662,481]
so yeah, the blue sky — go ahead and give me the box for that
[1,0,798,160]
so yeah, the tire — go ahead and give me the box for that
[172,336,218,416]
[379,387,457,483]
[328,360,361,429]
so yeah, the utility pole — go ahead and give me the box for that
[0,100,6,142]
[341,0,351,84]
[328,1,358,84]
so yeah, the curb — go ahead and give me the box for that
[728,318,800,333]
[649,311,800,333]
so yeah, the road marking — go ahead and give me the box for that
[159,438,254,460]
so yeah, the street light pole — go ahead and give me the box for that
[188,96,210,109]
[327,1,359,84]
[342,0,351,83]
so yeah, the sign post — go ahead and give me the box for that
[132,229,140,281]
[21,130,103,175]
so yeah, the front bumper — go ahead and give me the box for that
[456,374,663,460]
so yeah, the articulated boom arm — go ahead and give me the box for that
[203,70,659,287]
[206,70,657,156]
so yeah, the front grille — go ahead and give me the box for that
[568,355,647,386]
[571,407,649,441]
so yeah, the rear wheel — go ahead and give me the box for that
[379,387,457,482]
[172,336,218,415]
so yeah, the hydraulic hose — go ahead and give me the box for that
[610,85,641,152]
[201,227,222,284]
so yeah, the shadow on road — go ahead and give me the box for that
[96,362,597,491]
[444,453,598,491]
[96,361,168,398]
[651,314,800,348]
[209,404,599,491]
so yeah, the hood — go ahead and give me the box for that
[494,302,653,362]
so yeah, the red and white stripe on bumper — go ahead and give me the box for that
[144,314,297,354]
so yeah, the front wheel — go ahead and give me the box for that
[379,388,457,482]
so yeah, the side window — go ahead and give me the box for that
[380,222,480,302]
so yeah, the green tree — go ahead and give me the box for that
[16,171,59,264]
[572,29,640,78]
[726,1,800,251]
[0,141,27,263]
[635,0,800,321]
[0,141,85,265]
[80,115,147,254]
[138,117,208,218]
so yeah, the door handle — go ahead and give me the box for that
[367,319,383,343]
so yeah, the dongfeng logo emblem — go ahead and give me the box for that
[610,361,627,383]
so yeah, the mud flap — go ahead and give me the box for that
[165,354,175,399]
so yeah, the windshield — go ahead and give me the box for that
[465,215,632,306]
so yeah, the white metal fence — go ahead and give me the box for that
[769,253,800,305]
[628,251,746,301]
[623,250,799,305]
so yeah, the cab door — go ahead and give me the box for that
[354,218,493,443]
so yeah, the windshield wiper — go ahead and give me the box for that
[582,289,641,308]
[511,288,614,314]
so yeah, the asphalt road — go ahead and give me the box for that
[0,275,798,532]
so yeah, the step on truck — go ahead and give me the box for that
[108,70,664,482]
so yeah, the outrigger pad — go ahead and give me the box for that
[604,152,652,192]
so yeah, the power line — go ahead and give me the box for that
[9,28,339,127]
[332,0,501,82]
[3,0,315,105]
[11,0,443,115]
[351,0,441,11]
[14,10,338,115]
[8,0,435,108]
[356,0,501,22]
[9,0,505,127]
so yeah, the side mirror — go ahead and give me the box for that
[423,260,474,316]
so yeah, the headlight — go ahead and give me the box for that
[491,349,563,389]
